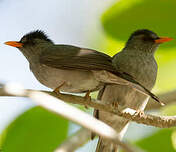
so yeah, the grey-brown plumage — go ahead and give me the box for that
[4,30,162,102]
[95,29,172,152]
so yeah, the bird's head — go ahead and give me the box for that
[125,29,173,53]
[4,30,53,59]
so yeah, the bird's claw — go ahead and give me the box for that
[84,91,91,109]
[53,82,66,95]
[133,110,144,117]
[111,102,118,109]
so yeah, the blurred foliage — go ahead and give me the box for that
[171,131,176,150]
[135,129,176,152]
[161,104,176,116]
[0,106,68,152]
[102,0,176,49]
[101,0,176,92]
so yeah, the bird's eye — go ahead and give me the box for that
[20,37,27,43]
[142,37,149,41]
[142,36,153,42]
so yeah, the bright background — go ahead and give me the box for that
[0,0,176,151]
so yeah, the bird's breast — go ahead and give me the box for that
[29,63,102,93]
[113,53,158,90]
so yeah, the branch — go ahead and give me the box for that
[147,90,176,110]
[55,128,91,152]
[1,85,176,128]
[55,128,142,152]
[1,83,175,151]
[1,83,135,152]
[0,85,176,128]
[54,90,176,151]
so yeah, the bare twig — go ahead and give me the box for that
[1,83,135,152]
[1,83,176,151]
[0,88,176,128]
[53,89,176,152]
[0,84,176,128]
[1,86,176,128]
[55,128,91,152]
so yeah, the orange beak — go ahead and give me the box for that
[154,37,173,44]
[4,41,23,48]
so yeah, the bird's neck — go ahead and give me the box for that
[19,46,42,65]
[122,47,156,57]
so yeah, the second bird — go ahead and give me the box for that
[95,29,173,152]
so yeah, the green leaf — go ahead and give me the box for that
[135,129,176,152]
[1,106,68,152]
[102,0,176,49]
[171,131,176,150]
[161,104,176,116]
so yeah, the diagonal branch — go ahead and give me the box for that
[0,86,176,128]
[55,128,91,152]
[1,83,135,152]
[53,90,176,151]
[1,83,176,151]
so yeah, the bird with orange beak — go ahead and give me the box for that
[94,29,173,152]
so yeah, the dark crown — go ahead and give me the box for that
[21,30,53,43]
[127,29,159,43]
[131,29,158,37]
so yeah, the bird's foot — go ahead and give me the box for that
[84,91,91,101]
[53,82,66,95]
[111,102,119,109]
[133,110,144,117]
[84,91,91,109]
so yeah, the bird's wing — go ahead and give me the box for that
[40,45,163,104]
[39,45,115,72]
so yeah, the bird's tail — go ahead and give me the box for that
[96,121,129,152]
[96,138,118,152]
[92,70,164,105]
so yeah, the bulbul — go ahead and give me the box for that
[95,29,173,152]
[5,30,165,103]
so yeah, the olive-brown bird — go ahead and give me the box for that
[95,29,173,152]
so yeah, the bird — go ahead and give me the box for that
[4,30,164,103]
[94,29,173,152]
